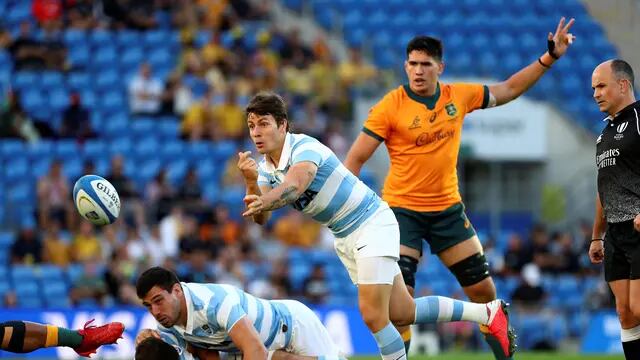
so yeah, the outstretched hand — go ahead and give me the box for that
[548,17,575,58]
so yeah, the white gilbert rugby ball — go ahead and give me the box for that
[73,175,120,226]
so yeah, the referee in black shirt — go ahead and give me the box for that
[589,59,640,359]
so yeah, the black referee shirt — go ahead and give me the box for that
[596,100,640,223]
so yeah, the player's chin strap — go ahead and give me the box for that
[267,350,276,360]
[547,39,559,59]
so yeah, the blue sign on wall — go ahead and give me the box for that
[581,310,623,354]
[0,306,379,358]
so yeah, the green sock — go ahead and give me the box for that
[57,327,83,348]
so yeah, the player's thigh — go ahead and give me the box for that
[429,203,479,263]
[391,207,428,258]
[283,300,342,356]
[335,204,401,285]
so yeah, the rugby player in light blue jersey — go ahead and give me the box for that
[135,267,343,360]
[239,92,515,360]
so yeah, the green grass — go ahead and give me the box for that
[352,353,618,360]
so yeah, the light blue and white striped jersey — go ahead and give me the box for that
[257,133,381,238]
[158,282,293,358]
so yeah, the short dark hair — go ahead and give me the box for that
[135,337,179,360]
[611,59,635,89]
[136,267,180,299]
[406,36,444,62]
[245,91,289,131]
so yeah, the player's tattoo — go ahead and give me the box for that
[262,185,299,211]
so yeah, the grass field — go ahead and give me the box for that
[353,353,619,360]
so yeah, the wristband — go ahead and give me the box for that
[538,58,551,68]
[547,38,559,59]
[590,238,603,242]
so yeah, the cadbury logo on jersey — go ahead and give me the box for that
[416,129,455,147]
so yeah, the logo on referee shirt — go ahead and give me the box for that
[409,116,421,129]
[614,121,628,140]
[445,103,457,116]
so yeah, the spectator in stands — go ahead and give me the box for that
[70,261,108,306]
[65,0,96,29]
[60,93,95,141]
[302,264,328,305]
[104,248,138,306]
[40,25,67,71]
[213,204,241,246]
[128,63,163,116]
[144,169,175,222]
[338,47,377,91]
[180,92,212,140]
[179,216,217,259]
[101,0,157,30]
[31,0,63,28]
[0,90,41,142]
[176,167,206,217]
[124,225,147,264]
[41,219,70,267]
[323,121,348,160]
[182,250,214,283]
[269,258,293,298]
[503,233,532,275]
[71,221,102,263]
[553,232,580,274]
[511,263,547,311]
[37,160,71,229]
[213,245,245,289]
[144,224,168,266]
[5,21,47,70]
[10,226,42,265]
[159,205,182,259]
[273,210,321,248]
[211,86,245,141]
[106,155,144,226]
[530,224,556,272]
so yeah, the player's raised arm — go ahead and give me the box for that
[488,16,575,106]
[238,151,271,224]
[344,132,382,176]
[243,161,318,217]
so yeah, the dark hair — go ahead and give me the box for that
[245,91,289,132]
[135,337,179,360]
[406,36,444,62]
[136,267,180,299]
[611,59,635,89]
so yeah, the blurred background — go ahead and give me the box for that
[0,0,638,358]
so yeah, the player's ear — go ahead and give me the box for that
[171,283,182,295]
[438,60,445,75]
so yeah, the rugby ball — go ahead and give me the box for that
[73,175,120,226]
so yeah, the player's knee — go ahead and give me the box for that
[389,310,413,327]
[448,253,491,288]
[398,255,418,290]
[463,278,497,303]
[358,300,386,330]
[628,302,640,323]
[0,321,26,353]
[615,304,638,328]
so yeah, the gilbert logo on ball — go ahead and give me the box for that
[73,175,120,226]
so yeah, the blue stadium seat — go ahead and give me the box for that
[63,29,88,48]
[20,88,45,110]
[116,31,141,49]
[90,30,114,48]
[0,280,10,297]
[95,70,120,92]
[6,183,33,204]
[18,295,44,309]
[63,159,83,180]
[41,71,65,90]
[42,280,68,298]
[160,140,185,162]
[67,72,91,91]
[137,159,162,186]
[120,47,144,69]
[158,120,179,140]
[48,88,69,112]
[0,232,14,249]
[143,30,172,49]
[103,114,129,139]
[47,295,72,309]
[135,137,160,160]
[166,159,189,186]
[11,265,37,283]
[212,141,236,163]
[66,263,84,284]
[187,142,213,163]
[130,119,156,140]
[108,137,133,157]
[38,265,66,282]
[92,46,118,67]
[3,158,28,185]
[26,141,54,162]
[101,91,126,114]
[69,45,91,67]
[55,140,80,159]
[82,140,106,160]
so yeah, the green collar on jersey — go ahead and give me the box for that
[404,82,440,110]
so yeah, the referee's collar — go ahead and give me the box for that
[603,99,640,122]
